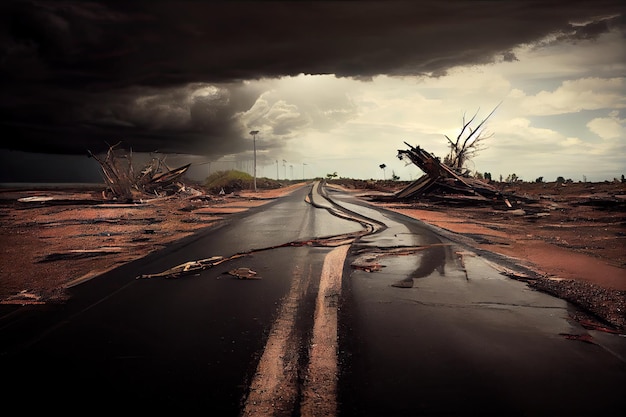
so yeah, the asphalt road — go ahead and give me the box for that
[331,188,626,417]
[1,181,624,416]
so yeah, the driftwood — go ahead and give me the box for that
[88,143,191,201]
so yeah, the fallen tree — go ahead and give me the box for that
[390,104,514,206]
[395,142,510,206]
[88,143,192,201]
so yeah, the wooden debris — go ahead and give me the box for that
[88,142,192,201]
[395,142,503,203]
[136,256,226,279]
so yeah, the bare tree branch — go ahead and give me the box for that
[446,102,501,172]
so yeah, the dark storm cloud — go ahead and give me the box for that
[0,0,623,157]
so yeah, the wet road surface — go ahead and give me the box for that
[328,185,626,417]
[0,181,624,416]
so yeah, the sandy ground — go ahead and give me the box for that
[1,181,625,332]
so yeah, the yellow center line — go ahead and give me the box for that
[301,244,350,417]
[241,245,350,417]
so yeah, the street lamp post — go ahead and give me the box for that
[302,162,308,180]
[249,130,259,192]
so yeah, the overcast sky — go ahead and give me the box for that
[0,0,624,183]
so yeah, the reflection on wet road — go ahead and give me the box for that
[324,183,626,417]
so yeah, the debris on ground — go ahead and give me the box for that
[226,267,261,280]
[390,142,626,218]
[394,142,509,206]
[136,256,226,279]
[0,290,44,305]
[88,142,195,201]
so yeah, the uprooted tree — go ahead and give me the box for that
[88,142,191,201]
[393,103,510,206]
[443,102,501,175]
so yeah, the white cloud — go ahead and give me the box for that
[587,111,626,140]
[517,77,625,115]
[487,117,586,153]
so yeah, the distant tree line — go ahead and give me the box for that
[470,172,626,184]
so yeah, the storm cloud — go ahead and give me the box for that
[0,0,623,161]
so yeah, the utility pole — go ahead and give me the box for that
[276,160,279,180]
[249,130,259,192]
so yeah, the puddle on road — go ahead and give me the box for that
[350,243,470,288]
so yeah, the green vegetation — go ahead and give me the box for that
[204,170,283,194]
[205,170,252,188]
